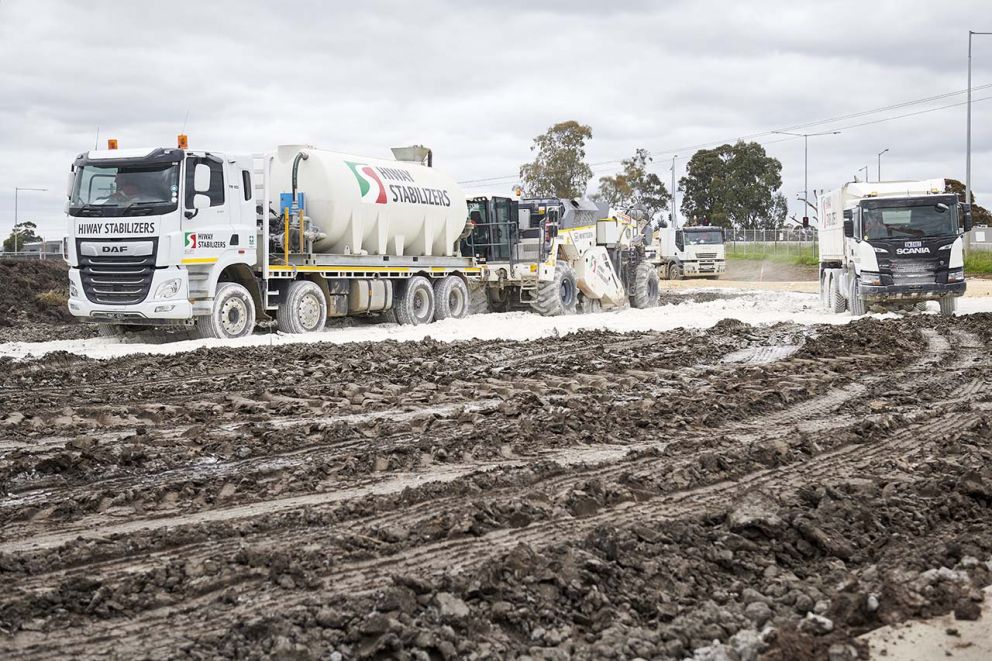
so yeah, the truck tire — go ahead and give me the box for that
[277,280,327,334]
[468,282,490,315]
[828,274,847,313]
[531,263,578,317]
[848,277,866,316]
[631,262,660,308]
[938,295,957,317]
[194,282,256,339]
[394,276,435,325]
[819,273,830,310]
[433,276,469,321]
[668,263,684,281]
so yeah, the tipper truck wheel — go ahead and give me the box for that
[394,276,435,325]
[828,274,847,313]
[531,263,578,317]
[631,262,660,308]
[938,295,957,317]
[668,263,684,281]
[433,276,470,321]
[277,280,327,334]
[194,282,256,339]
[848,278,867,316]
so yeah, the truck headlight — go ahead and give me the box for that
[155,278,182,299]
[948,268,964,283]
[69,282,79,298]
[860,271,882,286]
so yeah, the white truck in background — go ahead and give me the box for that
[647,225,726,280]
[817,179,972,316]
[65,138,481,338]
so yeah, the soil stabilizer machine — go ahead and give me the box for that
[460,197,660,315]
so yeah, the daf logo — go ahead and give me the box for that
[102,245,128,253]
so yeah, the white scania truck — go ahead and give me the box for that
[65,140,481,338]
[647,225,726,280]
[817,179,972,316]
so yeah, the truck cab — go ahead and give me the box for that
[818,180,971,316]
[65,143,259,333]
[649,226,726,279]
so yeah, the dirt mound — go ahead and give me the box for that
[0,260,94,342]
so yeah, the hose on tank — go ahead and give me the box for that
[291,151,309,202]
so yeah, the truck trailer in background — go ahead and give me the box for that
[817,179,972,316]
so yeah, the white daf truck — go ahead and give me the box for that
[817,179,972,316]
[65,139,481,338]
[647,225,726,280]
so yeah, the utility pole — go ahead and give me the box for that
[967,31,991,256]
[773,130,840,223]
[670,154,678,227]
[877,148,889,182]
[13,187,48,253]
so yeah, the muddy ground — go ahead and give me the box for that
[0,312,990,660]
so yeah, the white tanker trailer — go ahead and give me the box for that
[65,137,481,338]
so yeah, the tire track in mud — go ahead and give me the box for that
[9,338,984,659]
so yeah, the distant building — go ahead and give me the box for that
[19,240,62,254]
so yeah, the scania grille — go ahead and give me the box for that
[889,259,935,286]
[77,239,157,305]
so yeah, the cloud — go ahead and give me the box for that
[0,0,990,238]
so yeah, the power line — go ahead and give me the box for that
[458,83,992,188]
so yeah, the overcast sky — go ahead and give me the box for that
[1,0,990,240]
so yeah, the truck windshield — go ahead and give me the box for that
[68,163,179,217]
[683,229,723,245]
[862,201,958,240]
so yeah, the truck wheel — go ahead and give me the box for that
[631,262,660,309]
[668,263,684,281]
[848,278,866,316]
[938,295,957,317]
[531,263,578,317]
[394,276,435,325]
[433,276,469,321]
[277,280,327,334]
[819,273,830,310]
[828,274,847,313]
[194,282,256,339]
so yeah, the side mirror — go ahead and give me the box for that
[843,219,854,238]
[193,193,211,209]
[962,203,974,232]
[66,170,76,199]
[193,163,212,193]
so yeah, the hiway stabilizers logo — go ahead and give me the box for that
[346,161,453,208]
[346,162,388,204]
[184,232,199,250]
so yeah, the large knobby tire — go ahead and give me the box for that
[277,280,327,334]
[433,276,470,321]
[531,263,578,317]
[938,295,957,317]
[828,274,847,313]
[631,262,660,309]
[848,277,867,316]
[394,276,435,325]
[578,295,602,314]
[194,282,256,339]
[468,282,490,315]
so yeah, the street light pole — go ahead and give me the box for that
[773,130,840,221]
[671,154,678,227]
[13,187,48,254]
[858,166,869,183]
[877,148,889,182]
[967,31,992,213]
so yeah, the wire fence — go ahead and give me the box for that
[723,228,819,260]
[0,251,64,261]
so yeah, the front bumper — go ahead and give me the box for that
[860,281,966,302]
[67,267,194,322]
[683,260,726,275]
